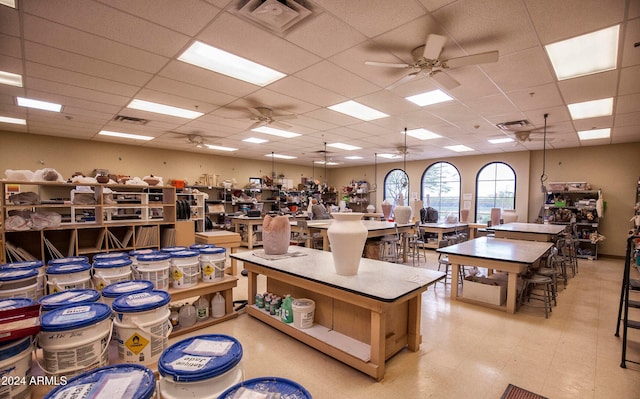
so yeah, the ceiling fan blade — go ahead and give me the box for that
[386,72,420,90]
[274,114,297,121]
[365,61,411,69]
[248,107,266,117]
[423,34,447,60]
[248,121,264,130]
[270,120,293,129]
[443,51,499,69]
[430,70,460,90]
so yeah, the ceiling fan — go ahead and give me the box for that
[365,33,499,90]
[510,128,556,143]
[167,131,220,148]
[246,107,297,130]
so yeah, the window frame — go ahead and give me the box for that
[474,161,516,223]
[420,161,461,223]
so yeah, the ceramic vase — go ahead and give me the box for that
[327,213,367,275]
[262,215,291,255]
[502,209,518,223]
[394,205,412,224]
[366,204,375,213]
[460,209,470,223]
[381,201,393,221]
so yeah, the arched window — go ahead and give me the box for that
[421,162,461,222]
[383,169,409,207]
[475,162,516,223]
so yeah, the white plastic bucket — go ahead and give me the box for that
[160,246,188,254]
[170,250,200,289]
[48,256,89,267]
[0,337,33,399]
[38,303,112,377]
[199,247,226,283]
[292,298,315,329]
[158,334,244,399]
[0,260,45,299]
[101,280,154,310]
[0,269,39,301]
[39,289,101,313]
[219,377,312,399]
[134,253,171,290]
[129,249,158,267]
[93,258,133,291]
[112,290,172,364]
[189,244,214,251]
[43,364,156,399]
[93,251,129,263]
[46,262,93,294]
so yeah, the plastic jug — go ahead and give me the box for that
[281,294,293,323]
[196,296,209,321]
[179,303,197,327]
[211,292,225,318]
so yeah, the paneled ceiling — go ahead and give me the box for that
[1,0,639,166]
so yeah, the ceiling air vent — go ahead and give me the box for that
[114,115,149,125]
[236,0,312,33]
[496,119,531,131]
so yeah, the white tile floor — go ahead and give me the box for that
[180,248,640,399]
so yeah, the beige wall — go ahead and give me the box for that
[1,130,638,256]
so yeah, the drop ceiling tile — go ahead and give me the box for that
[482,47,555,92]
[367,14,442,62]
[24,89,123,116]
[267,75,346,108]
[26,77,131,107]
[159,61,258,98]
[444,68,502,101]
[557,70,618,103]
[525,0,626,44]
[133,88,220,114]
[621,17,640,67]
[24,0,191,57]
[0,54,22,75]
[464,93,520,118]
[0,6,20,36]
[571,115,613,131]
[145,76,236,107]
[614,111,640,127]
[315,0,427,38]
[612,126,640,142]
[618,65,640,96]
[355,90,419,116]
[616,93,640,114]
[284,12,366,58]
[295,60,380,98]
[0,33,22,59]
[507,83,564,111]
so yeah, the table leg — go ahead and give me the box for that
[506,272,518,314]
[322,231,329,251]
[402,233,409,263]
[247,223,254,249]
[229,247,237,276]
[451,263,460,299]
[370,310,385,381]
[247,270,257,306]
[407,295,422,351]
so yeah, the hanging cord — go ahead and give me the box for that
[540,113,549,192]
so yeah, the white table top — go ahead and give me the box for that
[489,222,566,235]
[292,220,413,231]
[436,236,553,264]
[420,222,469,229]
[231,246,444,302]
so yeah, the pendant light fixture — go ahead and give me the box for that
[540,113,549,193]
[401,127,408,188]
[371,152,377,192]
[324,141,328,189]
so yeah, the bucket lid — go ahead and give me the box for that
[0,268,38,281]
[41,303,111,332]
[292,298,315,309]
[218,377,312,399]
[43,364,156,399]
[158,334,243,382]
[93,258,133,269]
[0,260,43,270]
[199,247,226,255]
[129,249,158,257]
[0,337,31,362]
[93,252,129,262]
[39,289,101,311]
[101,280,154,299]
[169,250,200,259]
[112,290,171,313]
[46,262,92,274]
[189,244,214,250]
[136,253,170,262]
[160,246,188,253]
[0,297,35,310]
[48,256,89,266]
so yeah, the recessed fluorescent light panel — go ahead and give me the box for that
[179,41,286,86]
[545,25,619,80]
[405,89,453,107]
[404,128,441,140]
[16,97,62,112]
[377,153,400,159]
[577,128,610,140]
[327,143,361,151]
[265,153,296,159]
[0,0,16,9]
[345,156,363,160]
[205,144,238,152]
[314,160,340,165]
[567,97,613,120]
[0,71,22,87]
[445,145,474,152]
[243,137,268,144]
[488,137,515,144]
[252,126,301,138]
[99,130,154,141]
[0,116,26,125]
[127,99,203,119]
[328,100,389,121]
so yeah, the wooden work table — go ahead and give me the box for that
[419,222,470,248]
[231,247,444,381]
[488,222,567,242]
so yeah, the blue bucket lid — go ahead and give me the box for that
[41,303,111,332]
[39,289,101,311]
[93,252,129,262]
[101,280,154,299]
[170,250,200,259]
[189,244,214,250]
[46,262,92,274]
[93,258,133,269]
[129,249,158,257]
[160,246,188,253]
[43,364,156,399]
[199,247,226,255]
[218,377,312,399]
[48,256,89,266]
[0,337,32,363]
[0,260,44,270]
[158,334,243,382]
[0,298,35,310]
[0,268,38,281]
[112,290,171,313]
[136,253,170,262]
